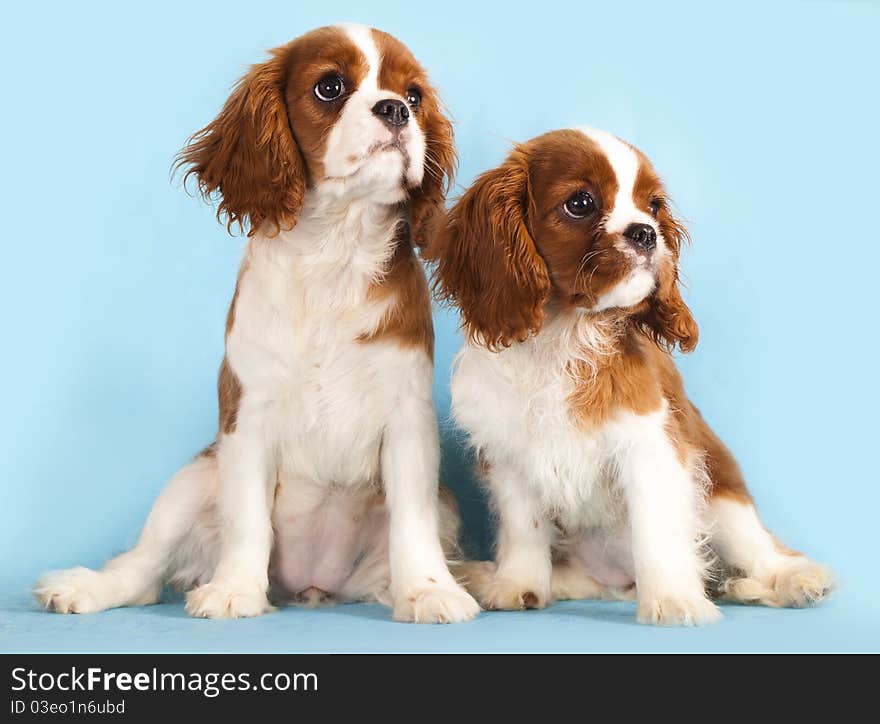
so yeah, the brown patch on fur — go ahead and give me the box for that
[214,259,249,436]
[372,29,457,249]
[568,330,664,429]
[217,358,242,435]
[697,443,752,503]
[358,227,434,356]
[425,144,551,349]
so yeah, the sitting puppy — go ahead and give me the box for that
[426,128,832,625]
[34,25,478,623]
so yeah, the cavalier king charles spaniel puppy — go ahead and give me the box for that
[426,128,833,625]
[34,25,479,623]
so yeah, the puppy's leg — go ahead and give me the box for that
[382,383,479,623]
[711,495,833,607]
[35,452,216,614]
[610,410,720,626]
[186,428,274,619]
[467,464,553,610]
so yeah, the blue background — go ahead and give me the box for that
[3,0,879,652]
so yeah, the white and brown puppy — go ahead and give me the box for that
[426,128,833,625]
[34,25,479,623]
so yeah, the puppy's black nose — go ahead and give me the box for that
[623,223,657,252]
[372,99,409,127]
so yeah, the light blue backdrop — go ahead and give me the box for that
[2,0,879,652]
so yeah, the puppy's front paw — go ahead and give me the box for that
[186,581,272,619]
[475,575,549,611]
[637,590,721,626]
[34,567,113,614]
[393,582,480,623]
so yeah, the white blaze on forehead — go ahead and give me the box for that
[576,126,655,235]
[340,23,379,90]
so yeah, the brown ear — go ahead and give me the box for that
[426,147,551,349]
[409,92,457,249]
[639,212,699,352]
[175,49,306,237]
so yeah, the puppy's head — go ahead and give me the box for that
[176,24,455,243]
[428,128,697,352]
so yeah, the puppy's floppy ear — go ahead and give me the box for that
[426,147,551,349]
[638,210,699,352]
[409,89,457,249]
[175,48,306,237]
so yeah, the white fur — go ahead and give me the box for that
[711,497,790,578]
[453,315,618,524]
[592,267,656,312]
[34,26,477,623]
[604,405,719,625]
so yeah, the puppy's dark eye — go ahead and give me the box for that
[406,87,422,109]
[563,191,596,219]
[314,74,345,102]
[648,198,662,218]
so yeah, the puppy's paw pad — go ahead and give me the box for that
[393,584,480,623]
[33,567,110,614]
[638,592,721,626]
[185,582,272,619]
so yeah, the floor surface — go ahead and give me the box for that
[3,585,877,653]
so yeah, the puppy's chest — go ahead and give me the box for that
[228,251,398,482]
[454,348,616,513]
